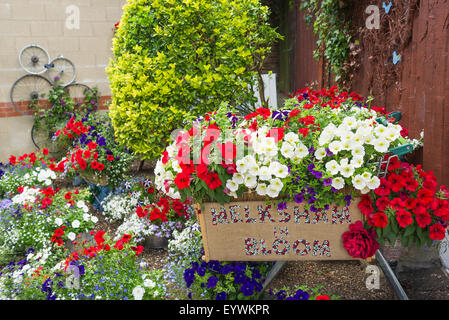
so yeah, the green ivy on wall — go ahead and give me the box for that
[298,0,352,83]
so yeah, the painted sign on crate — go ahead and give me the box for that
[195,199,363,261]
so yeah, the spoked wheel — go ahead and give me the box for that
[31,117,69,158]
[64,82,92,113]
[10,74,52,116]
[19,44,50,75]
[47,56,76,86]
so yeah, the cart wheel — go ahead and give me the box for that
[19,43,50,75]
[31,118,68,157]
[10,74,52,117]
[47,56,76,86]
[64,82,91,113]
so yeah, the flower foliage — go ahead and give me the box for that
[359,158,449,248]
[106,0,281,160]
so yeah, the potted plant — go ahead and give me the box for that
[358,156,449,263]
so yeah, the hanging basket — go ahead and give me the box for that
[380,240,403,262]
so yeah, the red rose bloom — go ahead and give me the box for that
[342,221,379,259]
[429,224,446,240]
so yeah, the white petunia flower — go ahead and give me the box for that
[232,172,244,184]
[280,142,295,159]
[329,141,342,154]
[256,183,268,196]
[295,142,309,159]
[54,218,63,226]
[266,186,280,198]
[258,166,271,181]
[71,220,80,229]
[132,286,145,300]
[331,177,345,190]
[269,178,284,192]
[351,145,365,158]
[273,163,289,179]
[244,175,257,189]
[226,180,239,192]
[325,160,340,175]
[340,161,355,178]
[366,176,381,190]
[314,147,327,160]
[352,174,366,191]
[373,139,389,153]
[284,132,299,144]
[68,232,76,241]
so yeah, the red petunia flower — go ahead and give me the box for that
[429,224,446,240]
[372,212,388,228]
[396,209,413,228]
[316,295,330,300]
[358,195,374,216]
[107,155,114,162]
[87,141,97,150]
[205,172,222,190]
[415,211,432,228]
[174,172,191,189]
[131,245,144,256]
[42,148,49,156]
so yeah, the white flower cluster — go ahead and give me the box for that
[155,159,181,199]
[318,114,403,193]
[101,192,141,222]
[114,211,154,243]
[53,200,98,241]
[11,187,39,205]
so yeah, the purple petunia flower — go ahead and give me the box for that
[314,171,323,179]
[323,177,332,186]
[294,194,304,204]
[277,202,287,210]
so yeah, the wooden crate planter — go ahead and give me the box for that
[195,197,363,262]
